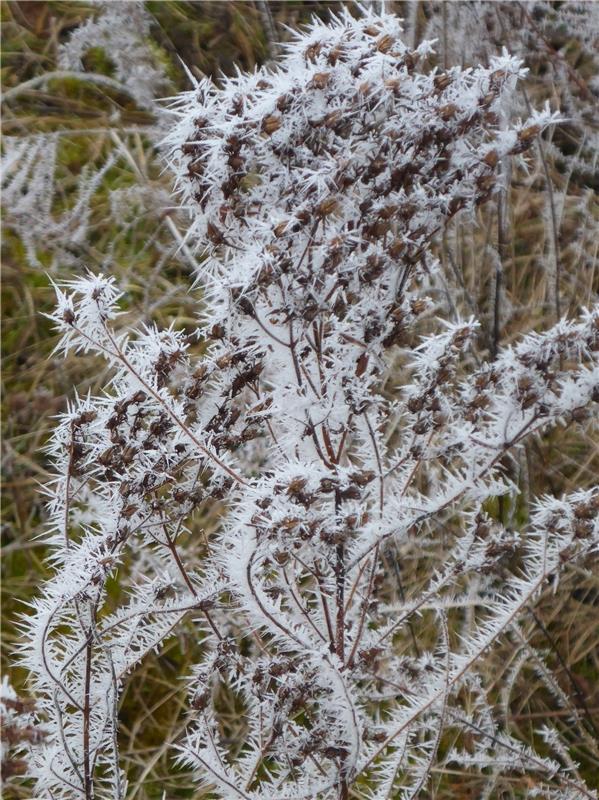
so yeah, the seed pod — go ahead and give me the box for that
[319,478,337,493]
[311,72,331,89]
[324,109,343,129]
[355,351,369,377]
[410,298,427,315]
[209,323,225,340]
[173,488,188,503]
[274,220,289,237]
[121,446,137,465]
[574,500,596,520]
[276,93,293,112]
[407,395,425,413]
[316,197,338,218]
[192,691,210,711]
[280,516,300,531]
[227,154,244,170]
[304,42,322,63]
[376,34,394,53]
[434,73,452,92]
[479,91,497,108]
[327,45,344,66]
[286,477,307,495]
[351,470,375,486]
[262,115,282,135]
[75,410,97,425]
[483,149,499,167]
[518,124,540,144]
[484,111,500,126]
[388,238,405,258]
[98,446,117,466]
[237,296,255,317]
[439,103,458,120]
[296,209,311,226]
[216,353,233,369]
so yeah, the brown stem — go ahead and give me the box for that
[83,637,93,800]
[161,523,197,597]
[63,421,75,550]
[492,161,510,360]
[521,86,561,322]
[282,567,327,643]
[335,544,345,663]
[346,546,379,669]
[364,412,383,514]
[160,516,226,641]
[527,606,599,739]
[334,490,345,664]
[339,777,349,800]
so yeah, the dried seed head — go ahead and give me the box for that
[376,34,395,53]
[434,73,452,92]
[316,197,339,218]
[439,103,458,120]
[262,115,282,135]
[483,149,499,167]
[311,72,331,89]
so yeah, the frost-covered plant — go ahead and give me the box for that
[20,8,599,800]
[1,676,44,785]
[406,1,599,327]
[1,134,119,270]
[1,1,173,274]
[58,0,168,110]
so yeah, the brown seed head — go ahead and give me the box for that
[262,115,282,135]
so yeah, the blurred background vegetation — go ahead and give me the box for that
[2,2,598,797]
